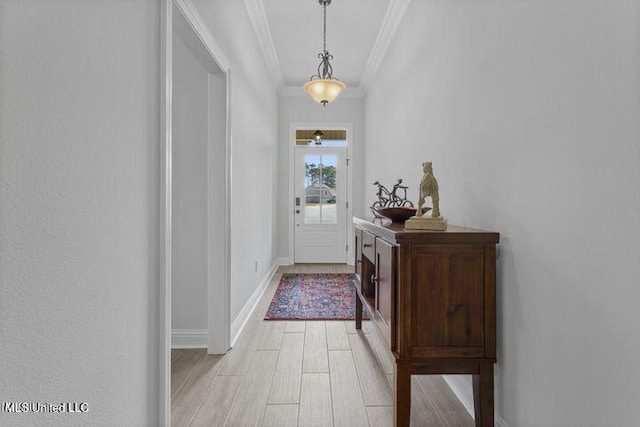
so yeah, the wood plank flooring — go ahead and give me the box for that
[171,264,474,427]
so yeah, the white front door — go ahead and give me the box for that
[294,146,347,263]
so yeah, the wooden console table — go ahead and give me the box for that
[352,217,499,427]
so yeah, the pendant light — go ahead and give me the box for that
[312,130,324,144]
[303,0,345,106]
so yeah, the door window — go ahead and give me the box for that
[304,154,338,225]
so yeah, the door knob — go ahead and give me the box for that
[295,209,300,214]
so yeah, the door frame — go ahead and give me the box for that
[161,0,232,424]
[288,122,354,266]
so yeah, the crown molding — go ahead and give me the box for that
[244,0,284,89]
[280,85,365,98]
[359,0,411,90]
[174,0,230,72]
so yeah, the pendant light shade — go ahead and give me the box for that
[304,0,345,106]
[304,79,346,106]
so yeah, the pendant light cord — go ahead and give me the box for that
[323,2,327,53]
[303,0,345,105]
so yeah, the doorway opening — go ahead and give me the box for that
[161,1,231,424]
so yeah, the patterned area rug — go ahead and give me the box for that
[264,273,362,320]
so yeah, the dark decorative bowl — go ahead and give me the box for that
[373,206,431,222]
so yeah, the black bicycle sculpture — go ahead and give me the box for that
[371,179,414,217]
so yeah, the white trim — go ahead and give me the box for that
[206,73,230,355]
[224,71,233,349]
[280,86,365,98]
[171,329,209,349]
[360,0,411,90]
[276,257,291,267]
[160,1,172,425]
[497,414,510,427]
[443,375,475,417]
[443,375,509,427]
[230,260,280,346]
[288,122,354,265]
[244,0,284,89]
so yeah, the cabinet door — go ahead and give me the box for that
[411,245,486,358]
[375,238,396,347]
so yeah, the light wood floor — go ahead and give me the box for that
[171,264,474,427]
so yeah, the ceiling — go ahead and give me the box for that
[246,0,411,93]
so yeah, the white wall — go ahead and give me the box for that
[194,0,279,322]
[364,1,640,426]
[171,34,209,331]
[277,96,365,260]
[0,1,160,425]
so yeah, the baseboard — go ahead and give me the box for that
[171,329,208,349]
[443,375,475,416]
[496,414,509,427]
[276,257,291,266]
[443,375,509,427]
[230,259,280,346]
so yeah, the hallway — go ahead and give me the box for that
[171,265,473,426]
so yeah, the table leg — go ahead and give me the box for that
[394,361,411,427]
[473,363,494,427]
[355,294,363,330]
